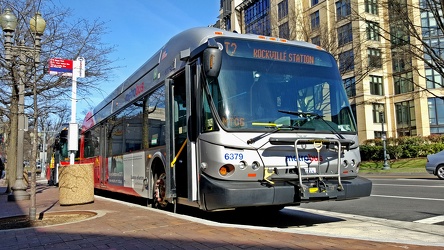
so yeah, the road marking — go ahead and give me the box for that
[414,215,444,224]
[373,183,444,188]
[371,194,444,201]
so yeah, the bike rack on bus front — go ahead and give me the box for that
[294,138,344,200]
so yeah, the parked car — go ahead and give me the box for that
[425,150,444,180]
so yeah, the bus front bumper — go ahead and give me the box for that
[200,174,372,211]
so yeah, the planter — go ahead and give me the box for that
[59,163,94,205]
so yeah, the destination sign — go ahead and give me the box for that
[219,39,332,67]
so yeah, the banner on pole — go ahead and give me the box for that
[48,58,73,76]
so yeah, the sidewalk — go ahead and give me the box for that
[0,178,442,250]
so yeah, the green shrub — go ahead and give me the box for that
[387,145,402,159]
[428,134,444,143]
[360,136,444,160]
[360,145,382,161]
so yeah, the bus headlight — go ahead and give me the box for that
[238,160,247,170]
[251,161,260,170]
[350,159,356,168]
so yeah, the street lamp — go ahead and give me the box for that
[1,8,46,201]
[378,106,390,170]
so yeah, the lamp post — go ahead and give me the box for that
[379,107,390,170]
[1,8,46,201]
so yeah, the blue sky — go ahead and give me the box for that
[54,0,220,118]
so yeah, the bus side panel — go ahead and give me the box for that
[91,152,147,198]
[123,151,146,197]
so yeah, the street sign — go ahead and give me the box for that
[48,58,73,76]
[47,57,86,164]
[73,57,85,78]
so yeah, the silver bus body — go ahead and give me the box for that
[81,27,371,211]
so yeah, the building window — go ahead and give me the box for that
[424,38,444,62]
[279,22,289,39]
[278,0,288,20]
[421,9,442,38]
[311,0,319,6]
[337,23,353,46]
[428,98,444,134]
[338,50,354,72]
[370,75,383,95]
[343,77,356,97]
[396,100,416,137]
[311,11,320,30]
[350,104,357,125]
[311,36,320,46]
[392,51,412,73]
[224,16,231,31]
[365,0,378,15]
[367,48,382,68]
[366,21,380,41]
[372,103,385,123]
[374,131,383,139]
[244,0,271,36]
[390,23,410,46]
[426,68,444,89]
[394,72,413,94]
[336,0,351,21]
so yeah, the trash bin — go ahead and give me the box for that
[59,163,94,205]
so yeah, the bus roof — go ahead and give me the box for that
[83,27,325,130]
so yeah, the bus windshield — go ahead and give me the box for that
[206,38,356,133]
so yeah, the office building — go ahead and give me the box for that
[218,0,444,143]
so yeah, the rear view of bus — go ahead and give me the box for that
[197,32,371,210]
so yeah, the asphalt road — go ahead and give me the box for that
[173,174,444,246]
[300,175,444,224]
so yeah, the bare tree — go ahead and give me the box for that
[355,0,444,97]
[0,0,117,192]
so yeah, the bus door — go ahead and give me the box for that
[185,63,200,203]
[167,70,194,201]
[99,124,107,187]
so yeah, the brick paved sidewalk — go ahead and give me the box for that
[0,179,442,250]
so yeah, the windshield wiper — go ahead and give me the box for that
[278,109,345,139]
[278,109,322,118]
[247,123,301,144]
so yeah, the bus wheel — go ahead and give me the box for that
[152,173,168,208]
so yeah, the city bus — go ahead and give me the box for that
[47,123,81,185]
[80,27,372,211]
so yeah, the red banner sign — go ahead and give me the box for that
[48,58,73,76]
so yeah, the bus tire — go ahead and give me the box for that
[152,172,168,208]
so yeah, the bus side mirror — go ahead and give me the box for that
[203,47,221,78]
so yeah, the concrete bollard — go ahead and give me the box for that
[59,163,94,205]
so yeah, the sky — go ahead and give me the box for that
[54,0,220,120]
